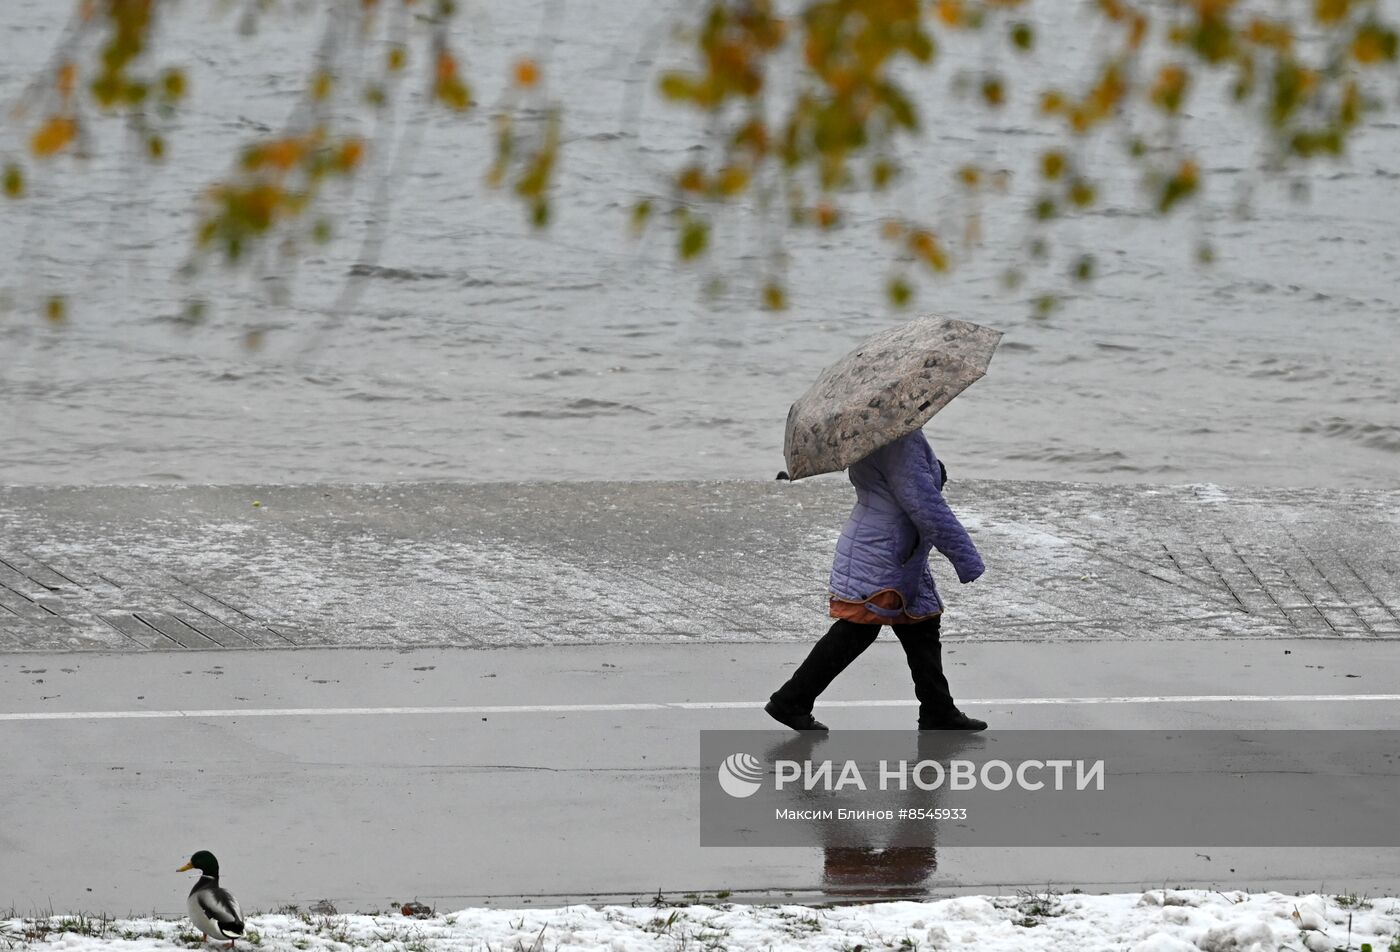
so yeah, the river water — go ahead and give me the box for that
[2,1,1397,487]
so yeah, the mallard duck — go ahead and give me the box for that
[177,851,245,948]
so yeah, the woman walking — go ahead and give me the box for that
[766,428,986,732]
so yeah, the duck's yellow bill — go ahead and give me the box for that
[176,862,194,872]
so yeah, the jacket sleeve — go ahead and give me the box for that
[882,438,984,583]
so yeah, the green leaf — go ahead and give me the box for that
[878,83,918,130]
[887,277,912,308]
[679,217,709,260]
[659,72,695,101]
[2,163,22,198]
[631,199,653,233]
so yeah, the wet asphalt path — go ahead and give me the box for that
[3,639,1399,915]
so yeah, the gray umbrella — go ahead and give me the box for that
[782,316,1003,480]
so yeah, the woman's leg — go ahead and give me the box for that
[891,616,987,730]
[768,619,881,726]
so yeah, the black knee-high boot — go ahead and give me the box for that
[891,617,956,721]
[770,619,880,715]
[892,617,987,731]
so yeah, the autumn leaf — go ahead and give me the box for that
[909,230,949,272]
[57,62,77,99]
[513,58,540,88]
[30,116,77,157]
[1351,23,1398,64]
[45,295,67,325]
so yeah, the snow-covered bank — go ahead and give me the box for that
[4,891,1399,952]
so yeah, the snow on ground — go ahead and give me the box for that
[4,891,1398,952]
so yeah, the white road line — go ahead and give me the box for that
[3,694,1400,722]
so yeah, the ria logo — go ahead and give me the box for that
[718,752,765,799]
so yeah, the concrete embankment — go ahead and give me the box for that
[1,480,1397,651]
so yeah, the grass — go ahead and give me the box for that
[1000,886,1065,928]
[1335,893,1373,910]
[630,909,733,952]
[773,908,826,937]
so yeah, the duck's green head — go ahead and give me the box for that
[177,850,220,877]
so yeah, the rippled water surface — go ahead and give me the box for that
[2,1,1398,487]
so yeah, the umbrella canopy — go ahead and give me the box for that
[783,316,1002,480]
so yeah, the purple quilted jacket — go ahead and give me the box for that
[829,429,984,619]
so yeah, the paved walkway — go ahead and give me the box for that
[1,480,1398,651]
[4,640,1400,913]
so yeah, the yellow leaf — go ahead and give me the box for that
[1150,64,1190,114]
[57,62,77,99]
[161,68,187,101]
[715,165,749,197]
[909,230,949,272]
[1039,90,1065,115]
[260,138,304,172]
[1351,24,1398,64]
[45,295,67,325]
[336,137,365,172]
[30,116,76,158]
[677,166,707,192]
[436,50,458,85]
[1127,14,1148,50]
[1314,0,1349,25]
[981,76,1005,107]
[1246,18,1292,50]
[658,72,695,101]
[513,59,539,88]
[762,282,787,310]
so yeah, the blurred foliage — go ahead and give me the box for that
[2,0,1398,322]
[646,0,1400,309]
[2,0,560,327]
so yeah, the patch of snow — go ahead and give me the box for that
[1129,932,1198,952]
[1191,484,1231,504]
[3,891,1399,952]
